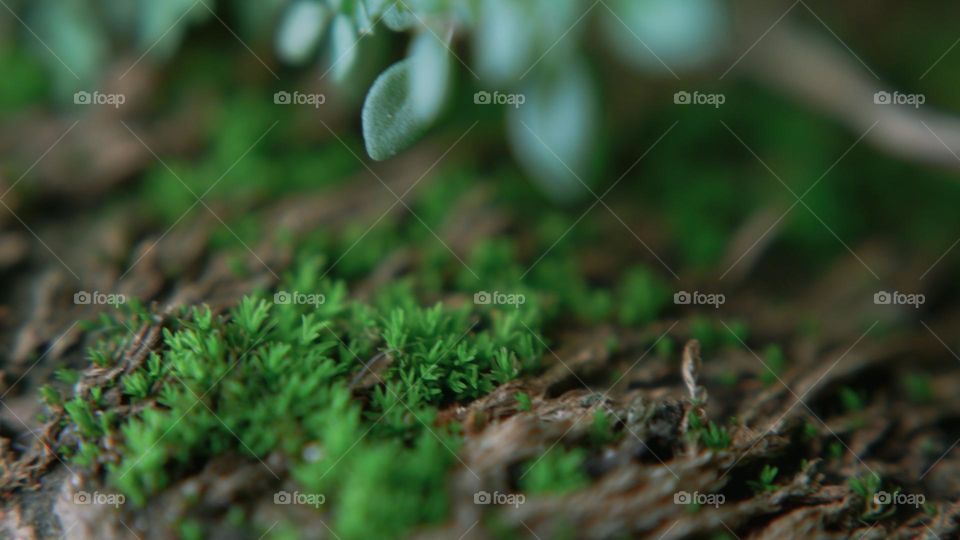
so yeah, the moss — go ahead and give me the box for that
[520,447,589,495]
[687,413,731,450]
[589,408,616,446]
[515,392,532,412]
[747,465,779,493]
[51,248,552,536]
[617,267,671,326]
[760,344,785,386]
[903,373,934,404]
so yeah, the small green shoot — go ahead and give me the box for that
[903,373,934,404]
[515,392,532,412]
[747,465,779,493]
[760,345,785,386]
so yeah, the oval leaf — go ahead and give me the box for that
[362,60,427,161]
[276,0,329,65]
[381,2,417,31]
[603,0,727,72]
[473,0,531,83]
[507,59,599,202]
[329,14,359,82]
[407,29,451,123]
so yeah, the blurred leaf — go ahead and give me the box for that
[0,45,48,111]
[507,58,599,202]
[276,0,329,65]
[473,0,531,83]
[139,0,207,60]
[603,0,727,72]
[362,59,427,161]
[407,28,451,122]
[353,0,374,33]
[380,1,416,32]
[329,14,359,82]
[30,0,108,95]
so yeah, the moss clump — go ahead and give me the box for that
[51,250,556,538]
[520,447,589,495]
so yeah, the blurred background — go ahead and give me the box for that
[1,0,959,282]
[2,0,960,538]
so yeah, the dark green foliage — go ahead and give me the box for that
[840,387,864,411]
[903,373,934,404]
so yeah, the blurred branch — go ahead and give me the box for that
[747,22,960,172]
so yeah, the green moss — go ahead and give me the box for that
[521,447,589,495]
[617,267,670,326]
[515,392,532,412]
[46,249,552,536]
[747,464,779,493]
[687,413,731,450]
[589,409,616,446]
[903,373,934,404]
[839,386,865,412]
[760,344,785,386]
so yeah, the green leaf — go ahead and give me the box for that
[31,0,109,95]
[407,29,451,122]
[603,0,727,72]
[139,0,207,60]
[380,1,417,32]
[276,0,329,65]
[507,58,599,202]
[362,59,428,161]
[329,14,359,82]
[473,0,531,82]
